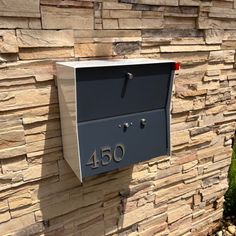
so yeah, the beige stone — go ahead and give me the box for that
[0,200,9,213]
[183,160,198,172]
[222,41,236,50]
[179,0,201,6]
[0,87,57,111]
[208,7,236,19]
[103,2,132,9]
[119,18,164,29]
[74,29,141,40]
[0,65,34,82]
[24,120,61,135]
[168,205,192,223]
[107,10,142,18]
[0,211,11,223]
[19,47,74,60]
[0,129,25,149]
[142,11,163,18]
[214,150,232,162]
[23,162,58,181]
[0,77,36,88]
[34,195,83,220]
[171,130,190,146]
[155,181,201,203]
[78,219,105,236]
[118,18,142,29]
[198,17,236,29]
[139,222,167,236]
[75,43,113,57]
[0,30,18,53]
[28,150,62,164]
[2,156,28,173]
[125,0,178,6]
[154,170,197,189]
[228,74,236,80]
[0,17,29,29]
[165,17,196,29]
[171,37,205,45]
[206,70,221,77]
[173,153,198,165]
[138,212,167,231]
[3,60,55,83]
[204,159,231,174]
[0,213,35,235]
[172,98,193,113]
[209,50,235,63]
[161,52,208,65]
[0,146,26,160]
[217,123,236,135]
[154,165,182,182]
[26,137,62,154]
[0,0,40,18]
[103,19,119,29]
[28,18,41,29]
[119,203,167,229]
[41,6,94,29]
[17,30,74,48]
[8,192,32,209]
[41,0,93,8]
[223,30,236,41]
[169,216,192,236]
[25,129,61,144]
[160,45,221,52]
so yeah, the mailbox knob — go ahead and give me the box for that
[126,72,133,80]
[140,119,147,127]
[124,122,130,129]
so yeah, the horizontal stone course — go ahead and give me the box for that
[16,30,74,48]
[0,30,18,53]
[0,0,40,18]
[41,6,94,29]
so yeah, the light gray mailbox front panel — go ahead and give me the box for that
[56,59,176,181]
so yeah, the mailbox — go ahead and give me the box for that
[56,59,178,181]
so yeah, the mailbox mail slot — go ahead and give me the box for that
[56,59,177,181]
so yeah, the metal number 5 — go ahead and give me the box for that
[101,147,112,166]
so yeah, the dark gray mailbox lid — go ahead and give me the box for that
[56,59,177,181]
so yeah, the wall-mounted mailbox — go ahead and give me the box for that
[56,59,177,181]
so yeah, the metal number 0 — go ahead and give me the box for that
[113,144,125,162]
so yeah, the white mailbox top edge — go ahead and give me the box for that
[56,59,175,68]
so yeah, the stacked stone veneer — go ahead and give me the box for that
[0,0,236,235]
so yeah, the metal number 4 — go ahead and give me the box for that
[86,150,99,169]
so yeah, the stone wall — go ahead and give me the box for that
[0,0,236,235]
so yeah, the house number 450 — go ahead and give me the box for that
[86,144,125,169]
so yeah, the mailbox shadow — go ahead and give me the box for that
[22,77,136,236]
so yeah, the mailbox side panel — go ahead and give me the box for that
[165,69,175,156]
[56,64,82,181]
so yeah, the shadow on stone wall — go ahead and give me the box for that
[13,70,135,236]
